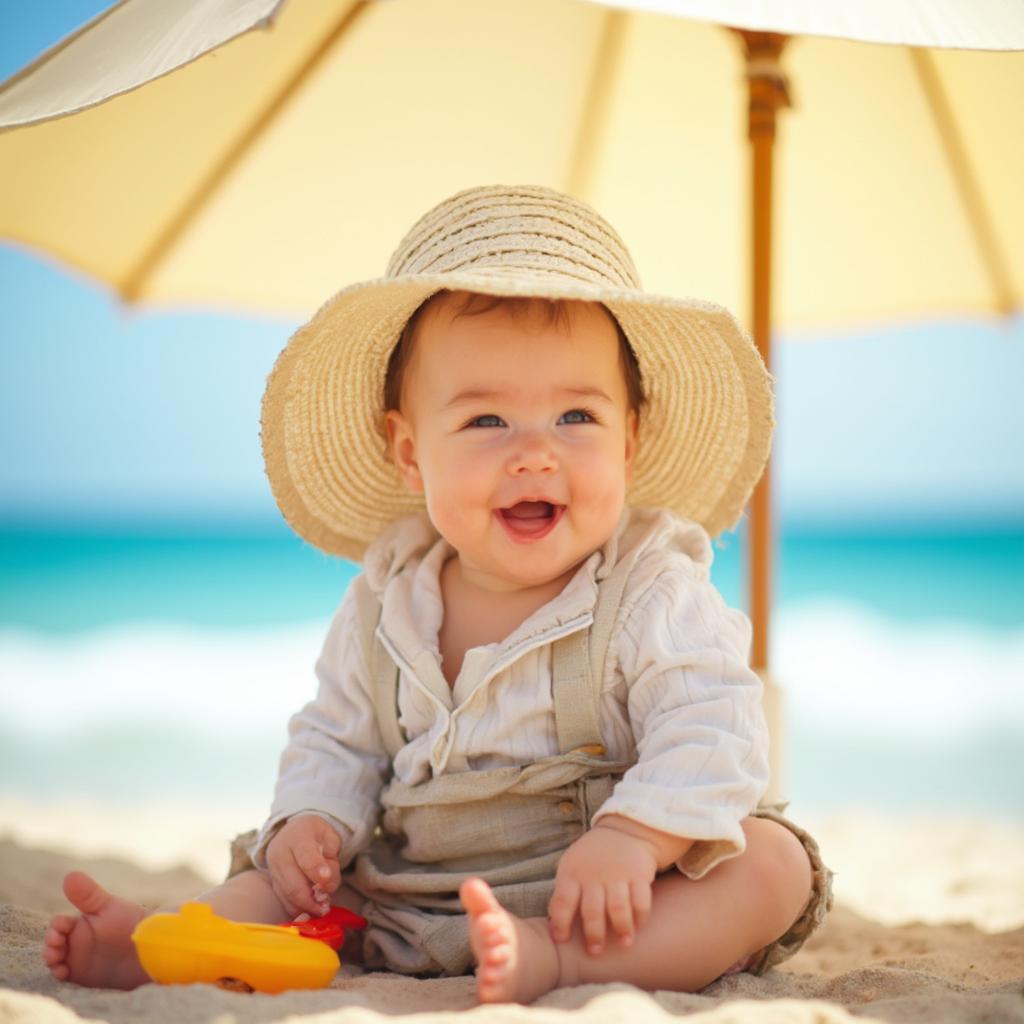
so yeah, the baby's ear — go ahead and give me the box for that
[384,409,424,493]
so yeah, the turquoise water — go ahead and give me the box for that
[1,520,1021,819]
[1,521,1020,633]
[0,525,358,633]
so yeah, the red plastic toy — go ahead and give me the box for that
[276,906,368,951]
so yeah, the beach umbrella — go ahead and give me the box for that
[2,0,1022,795]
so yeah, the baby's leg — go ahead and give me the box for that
[42,868,291,989]
[462,816,813,1003]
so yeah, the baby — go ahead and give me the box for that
[43,184,832,1003]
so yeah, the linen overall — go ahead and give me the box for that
[229,547,833,978]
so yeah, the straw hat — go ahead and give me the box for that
[261,184,774,561]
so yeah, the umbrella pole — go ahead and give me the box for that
[735,29,791,801]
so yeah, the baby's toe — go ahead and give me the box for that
[42,920,71,965]
[459,877,502,917]
[482,942,511,966]
[477,972,499,992]
[477,967,504,996]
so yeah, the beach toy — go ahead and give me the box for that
[131,902,367,994]
[276,905,367,951]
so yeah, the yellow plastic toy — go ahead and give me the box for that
[131,901,344,994]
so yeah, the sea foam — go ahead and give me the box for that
[1,601,1021,810]
[2,602,1021,737]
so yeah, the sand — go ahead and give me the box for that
[1,800,1021,1024]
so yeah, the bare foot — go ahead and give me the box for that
[42,871,151,989]
[459,877,562,1004]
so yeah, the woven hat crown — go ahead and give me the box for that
[385,184,643,291]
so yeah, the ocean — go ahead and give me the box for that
[1,520,1021,820]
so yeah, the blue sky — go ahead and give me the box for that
[1,2,1022,530]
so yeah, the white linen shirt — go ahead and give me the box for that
[254,505,770,880]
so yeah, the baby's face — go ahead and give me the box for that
[385,292,638,594]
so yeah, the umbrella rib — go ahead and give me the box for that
[566,9,628,199]
[910,48,1015,317]
[0,0,128,103]
[120,0,372,303]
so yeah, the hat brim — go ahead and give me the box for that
[261,270,774,561]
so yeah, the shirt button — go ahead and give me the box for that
[557,801,576,815]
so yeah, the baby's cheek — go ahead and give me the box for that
[423,478,485,541]
[450,460,496,512]
[571,463,628,509]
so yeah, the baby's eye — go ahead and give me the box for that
[558,408,596,425]
[467,414,505,428]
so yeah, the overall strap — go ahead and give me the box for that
[551,630,600,754]
[588,547,641,696]
[352,575,407,759]
[552,541,648,755]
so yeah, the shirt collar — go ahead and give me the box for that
[366,509,632,665]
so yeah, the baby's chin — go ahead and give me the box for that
[434,507,623,593]
[460,549,591,595]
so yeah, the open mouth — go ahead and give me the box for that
[496,500,565,541]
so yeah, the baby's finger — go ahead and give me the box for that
[275,854,322,916]
[547,877,581,943]
[293,836,333,887]
[605,881,635,947]
[631,879,653,931]
[269,874,302,918]
[322,860,342,893]
[317,825,342,861]
[579,885,607,955]
[311,850,341,894]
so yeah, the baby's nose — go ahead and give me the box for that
[507,432,558,474]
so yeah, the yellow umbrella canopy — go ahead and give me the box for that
[2,0,1022,796]
[1,0,1021,326]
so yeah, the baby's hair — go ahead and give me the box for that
[383,290,647,419]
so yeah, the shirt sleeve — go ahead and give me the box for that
[591,562,770,879]
[251,579,391,868]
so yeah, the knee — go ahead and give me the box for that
[207,867,282,916]
[227,867,273,891]
[740,817,814,933]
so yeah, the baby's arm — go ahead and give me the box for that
[548,813,694,955]
[252,580,390,907]
[552,558,770,951]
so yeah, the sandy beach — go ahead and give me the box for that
[1,798,1022,1023]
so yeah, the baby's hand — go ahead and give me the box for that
[265,813,343,917]
[548,823,658,955]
